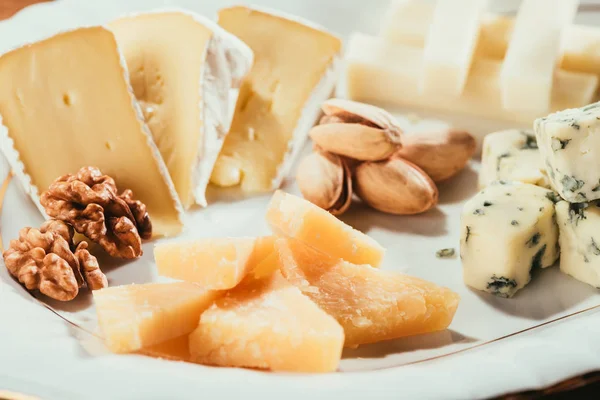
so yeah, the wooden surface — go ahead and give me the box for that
[0,0,599,399]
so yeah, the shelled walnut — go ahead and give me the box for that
[297,99,476,215]
[40,166,152,259]
[2,220,106,301]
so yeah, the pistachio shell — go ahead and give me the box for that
[394,129,476,182]
[309,123,400,161]
[354,157,438,215]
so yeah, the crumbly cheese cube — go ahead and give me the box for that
[460,181,559,297]
[421,0,488,97]
[500,0,578,113]
[479,129,550,188]
[535,101,600,203]
[266,190,385,267]
[556,201,600,288]
[154,236,274,290]
[188,271,344,373]
[94,282,218,353]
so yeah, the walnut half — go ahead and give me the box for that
[2,220,106,301]
[40,166,152,259]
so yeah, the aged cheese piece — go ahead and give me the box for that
[535,102,600,203]
[266,190,385,267]
[188,271,344,372]
[420,0,488,97]
[0,27,182,236]
[139,335,191,362]
[94,282,217,353]
[382,1,600,83]
[109,11,253,208]
[500,0,578,113]
[460,181,559,297]
[479,129,550,189]
[276,238,459,347]
[345,34,597,125]
[154,236,275,290]
[210,6,342,192]
[555,201,600,288]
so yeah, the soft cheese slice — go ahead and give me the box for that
[266,190,385,267]
[139,335,191,362]
[479,129,550,189]
[188,271,344,373]
[276,238,460,347]
[556,201,600,288]
[154,236,275,290]
[210,6,342,192]
[109,12,253,208]
[0,27,182,236]
[345,34,598,125]
[460,181,559,297]
[94,282,217,353]
[535,102,600,203]
[421,0,488,97]
[500,0,579,113]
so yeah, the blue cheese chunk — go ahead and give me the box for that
[556,201,600,288]
[479,129,550,189]
[535,101,600,203]
[460,181,559,297]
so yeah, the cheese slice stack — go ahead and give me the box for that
[0,27,183,236]
[210,6,342,192]
[109,11,254,208]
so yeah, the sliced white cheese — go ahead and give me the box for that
[421,0,488,97]
[500,0,579,113]
[380,0,434,48]
[479,129,550,189]
[460,181,559,297]
[556,201,600,288]
[109,11,253,208]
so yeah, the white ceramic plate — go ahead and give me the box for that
[2,1,600,399]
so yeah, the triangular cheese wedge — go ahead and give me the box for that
[210,6,342,192]
[276,238,460,347]
[109,11,253,208]
[94,281,218,353]
[189,271,344,372]
[0,27,182,236]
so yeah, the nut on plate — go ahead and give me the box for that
[40,166,151,259]
[395,129,476,182]
[354,156,438,215]
[309,98,403,161]
[2,220,106,301]
[296,150,352,215]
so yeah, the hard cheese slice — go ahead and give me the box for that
[139,335,191,362]
[266,190,385,267]
[276,238,460,347]
[210,6,342,192]
[345,33,597,125]
[94,282,217,353]
[500,0,578,113]
[421,0,488,97]
[154,236,275,290]
[109,11,253,208]
[188,271,344,372]
[0,27,182,236]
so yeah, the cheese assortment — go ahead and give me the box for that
[460,181,559,297]
[109,11,253,208]
[209,6,342,193]
[347,0,599,123]
[479,129,550,189]
[0,27,183,236]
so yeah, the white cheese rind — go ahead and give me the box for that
[556,201,600,288]
[479,129,550,189]
[500,0,579,113]
[421,0,488,97]
[535,101,600,203]
[460,181,559,297]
